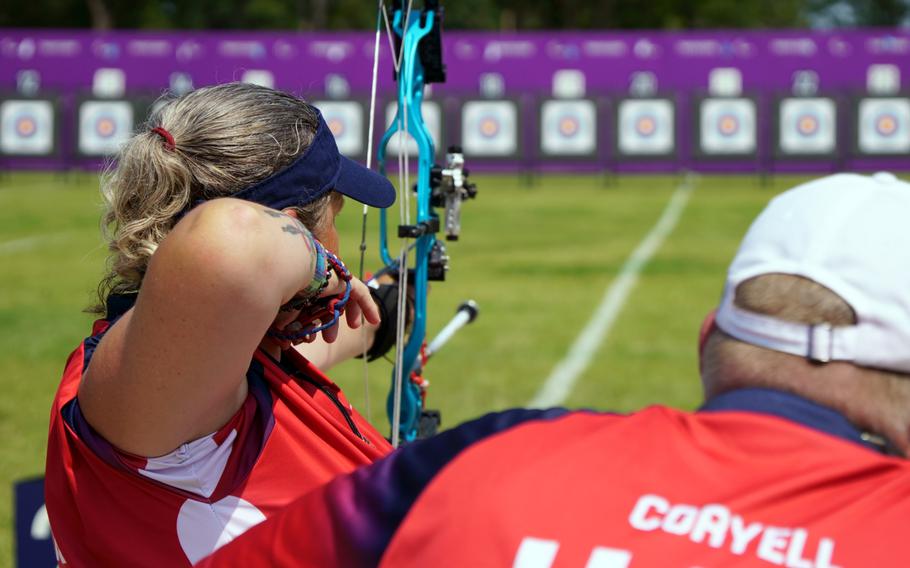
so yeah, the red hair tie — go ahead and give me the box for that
[151,126,176,151]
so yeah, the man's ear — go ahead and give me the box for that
[698,309,718,372]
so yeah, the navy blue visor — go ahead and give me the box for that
[232,109,395,209]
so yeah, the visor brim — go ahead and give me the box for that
[334,156,396,208]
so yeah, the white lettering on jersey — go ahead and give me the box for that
[513,539,632,568]
[627,494,842,568]
[176,495,266,565]
[513,537,560,568]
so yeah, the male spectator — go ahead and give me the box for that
[201,173,910,567]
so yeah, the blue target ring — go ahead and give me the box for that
[717,114,740,137]
[14,115,38,138]
[478,116,501,139]
[796,113,820,137]
[327,116,346,137]
[875,113,899,137]
[634,114,658,138]
[94,115,118,139]
[557,115,580,138]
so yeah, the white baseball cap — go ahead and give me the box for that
[715,172,910,373]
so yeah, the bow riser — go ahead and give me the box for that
[377,7,438,444]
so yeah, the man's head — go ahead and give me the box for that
[701,173,910,455]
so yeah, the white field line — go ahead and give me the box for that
[528,175,696,409]
[0,232,69,255]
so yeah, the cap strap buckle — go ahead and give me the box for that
[807,323,834,363]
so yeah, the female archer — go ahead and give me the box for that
[45,82,397,567]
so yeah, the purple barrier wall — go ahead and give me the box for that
[2,29,910,173]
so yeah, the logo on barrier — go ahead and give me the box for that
[312,100,365,158]
[462,100,518,157]
[617,98,675,156]
[699,98,757,156]
[0,99,55,156]
[78,100,134,156]
[384,100,443,158]
[540,99,596,157]
[857,97,910,154]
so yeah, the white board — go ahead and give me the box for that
[540,99,597,157]
[617,98,675,156]
[461,100,518,157]
[0,99,55,156]
[699,98,757,155]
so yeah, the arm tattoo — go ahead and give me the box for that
[261,209,314,253]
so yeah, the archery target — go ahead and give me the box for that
[540,99,597,157]
[78,100,134,156]
[461,100,518,157]
[778,97,836,155]
[312,100,364,158]
[699,98,757,155]
[0,99,55,156]
[383,101,442,158]
[617,98,675,156]
[857,98,910,155]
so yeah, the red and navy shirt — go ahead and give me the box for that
[202,388,910,567]
[45,294,391,567]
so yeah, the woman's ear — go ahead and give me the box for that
[282,208,301,221]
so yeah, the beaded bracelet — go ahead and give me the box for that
[279,237,329,312]
[269,249,353,341]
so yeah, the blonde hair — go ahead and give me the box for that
[93,82,331,313]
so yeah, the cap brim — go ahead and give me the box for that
[335,156,396,208]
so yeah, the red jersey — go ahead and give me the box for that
[202,389,910,567]
[45,300,391,567]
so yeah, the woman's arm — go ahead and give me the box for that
[295,317,379,370]
[78,198,378,456]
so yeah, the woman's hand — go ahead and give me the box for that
[269,275,380,351]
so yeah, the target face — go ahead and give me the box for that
[384,101,443,158]
[699,98,757,155]
[635,116,657,137]
[540,99,596,157]
[857,98,910,154]
[479,116,501,138]
[797,115,820,136]
[717,114,740,136]
[0,99,55,156]
[875,114,898,136]
[778,97,836,155]
[78,100,134,156]
[462,100,518,157]
[312,100,364,158]
[617,99,675,156]
[16,116,37,137]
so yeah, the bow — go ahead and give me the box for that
[365,0,478,447]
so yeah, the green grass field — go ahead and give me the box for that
[0,170,814,566]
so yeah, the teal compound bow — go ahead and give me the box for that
[363,0,478,448]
